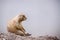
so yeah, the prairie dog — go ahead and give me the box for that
[7,13,27,36]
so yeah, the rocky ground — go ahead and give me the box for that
[0,33,59,40]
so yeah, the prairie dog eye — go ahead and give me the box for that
[18,14,27,21]
[20,15,26,18]
[22,15,27,20]
[23,15,25,17]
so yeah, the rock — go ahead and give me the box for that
[0,33,59,40]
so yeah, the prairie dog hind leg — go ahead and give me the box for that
[15,30,25,36]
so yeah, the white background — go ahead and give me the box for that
[0,0,60,38]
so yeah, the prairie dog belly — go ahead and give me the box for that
[7,21,17,33]
[7,26,17,33]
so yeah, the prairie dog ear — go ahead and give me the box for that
[18,12,26,17]
[18,13,25,17]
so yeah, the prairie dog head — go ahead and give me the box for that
[18,14,27,23]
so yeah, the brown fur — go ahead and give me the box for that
[7,14,27,36]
